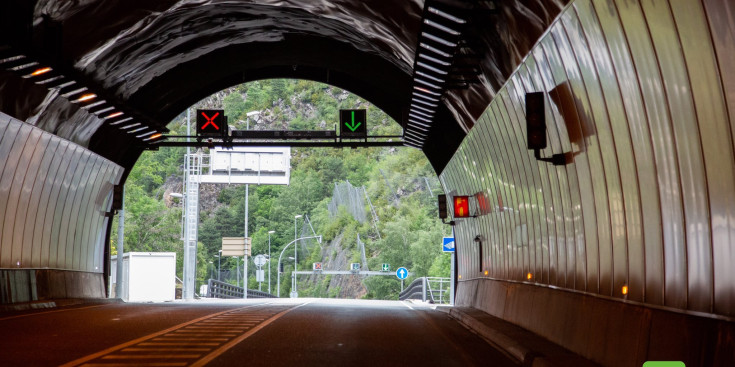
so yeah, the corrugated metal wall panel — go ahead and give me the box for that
[440,0,735,318]
[0,114,122,273]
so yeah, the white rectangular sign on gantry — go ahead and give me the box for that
[198,146,291,185]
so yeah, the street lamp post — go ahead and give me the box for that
[241,111,259,299]
[235,257,240,288]
[277,235,321,297]
[293,215,302,296]
[268,230,275,294]
[215,252,221,281]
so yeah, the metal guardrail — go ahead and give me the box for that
[398,277,451,304]
[399,278,426,301]
[206,279,277,299]
[425,277,451,304]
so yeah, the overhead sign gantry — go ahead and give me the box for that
[145,109,407,149]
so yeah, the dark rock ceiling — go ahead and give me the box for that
[0,0,567,173]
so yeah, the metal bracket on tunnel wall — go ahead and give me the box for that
[474,235,483,274]
[526,92,574,166]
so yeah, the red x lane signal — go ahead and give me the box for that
[196,109,226,137]
[201,112,219,130]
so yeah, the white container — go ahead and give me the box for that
[110,252,176,302]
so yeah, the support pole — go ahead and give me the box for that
[422,277,427,302]
[247,252,248,298]
[450,225,456,306]
[244,187,248,299]
[115,186,125,299]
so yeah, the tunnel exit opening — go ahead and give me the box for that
[110,79,449,303]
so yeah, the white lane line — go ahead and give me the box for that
[0,304,110,322]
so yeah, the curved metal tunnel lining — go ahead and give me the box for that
[0,112,122,272]
[441,0,735,319]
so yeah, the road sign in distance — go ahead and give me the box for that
[222,237,246,256]
[350,263,361,271]
[381,263,390,272]
[442,237,455,252]
[313,262,323,271]
[340,109,367,138]
[254,254,267,267]
[197,109,227,137]
[396,267,408,280]
[453,195,470,218]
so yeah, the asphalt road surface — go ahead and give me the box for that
[0,298,517,367]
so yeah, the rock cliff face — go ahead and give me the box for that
[155,87,374,299]
[303,233,368,299]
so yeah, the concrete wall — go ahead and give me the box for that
[457,278,734,366]
[0,112,122,303]
[441,0,735,364]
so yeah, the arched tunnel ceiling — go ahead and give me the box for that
[0,0,568,174]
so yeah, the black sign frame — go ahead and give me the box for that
[339,109,367,138]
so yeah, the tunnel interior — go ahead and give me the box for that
[1,0,735,366]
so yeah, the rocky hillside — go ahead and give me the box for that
[112,79,449,300]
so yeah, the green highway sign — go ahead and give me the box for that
[340,109,367,138]
[381,263,390,272]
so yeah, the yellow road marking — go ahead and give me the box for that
[101,355,201,359]
[81,364,185,367]
[59,304,263,367]
[189,303,307,367]
[121,348,212,352]
[138,342,220,346]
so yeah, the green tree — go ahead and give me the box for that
[224,92,247,121]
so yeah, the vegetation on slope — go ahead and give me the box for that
[111,79,450,300]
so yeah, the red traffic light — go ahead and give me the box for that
[453,195,470,218]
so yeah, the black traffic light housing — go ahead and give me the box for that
[438,194,447,219]
[526,92,571,166]
[526,92,546,150]
[111,184,124,211]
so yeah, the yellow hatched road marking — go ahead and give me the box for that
[121,348,212,352]
[138,342,220,346]
[62,302,308,367]
[189,303,307,367]
[81,364,186,367]
[102,355,202,359]
[59,304,264,367]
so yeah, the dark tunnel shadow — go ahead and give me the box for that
[549,80,595,156]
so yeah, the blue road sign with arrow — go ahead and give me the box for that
[442,237,455,252]
[396,267,408,280]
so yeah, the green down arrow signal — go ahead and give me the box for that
[345,110,362,132]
